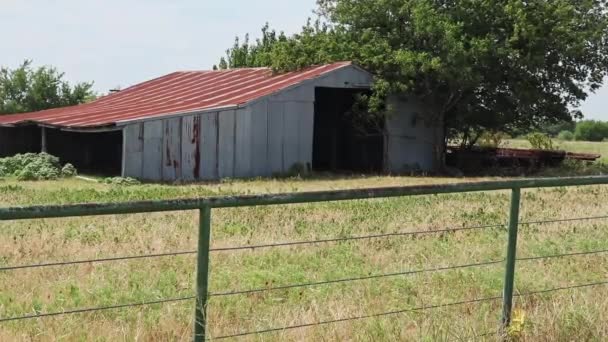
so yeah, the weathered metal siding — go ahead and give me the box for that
[181,115,200,181]
[200,112,218,180]
[250,100,269,176]
[234,108,253,178]
[122,124,144,178]
[142,121,163,180]
[267,102,285,174]
[385,96,440,172]
[217,109,236,178]
[121,64,399,181]
[162,118,182,181]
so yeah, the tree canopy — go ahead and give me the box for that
[0,60,95,115]
[218,0,608,166]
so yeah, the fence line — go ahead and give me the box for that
[209,223,505,252]
[2,176,608,340]
[208,259,504,297]
[0,250,198,272]
[0,296,195,323]
[4,221,606,273]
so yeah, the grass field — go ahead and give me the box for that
[1,175,608,341]
[506,139,608,162]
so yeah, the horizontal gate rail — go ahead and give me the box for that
[1,176,608,220]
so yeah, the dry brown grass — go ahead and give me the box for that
[0,176,608,341]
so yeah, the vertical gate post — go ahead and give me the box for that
[502,188,521,331]
[194,205,212,342]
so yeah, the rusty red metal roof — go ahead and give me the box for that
[0,62,355,129]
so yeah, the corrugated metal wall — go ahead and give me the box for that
[122,101,315,181]
[384,96,441,172]
[121,65,442,181]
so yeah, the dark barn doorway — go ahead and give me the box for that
[313,87,384,173]
[47,129,123,176]
[0,126,42,157]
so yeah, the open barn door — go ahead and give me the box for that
[46,128,123,176]
[312,87,383,173]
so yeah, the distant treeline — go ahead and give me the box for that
[538,120,608,142]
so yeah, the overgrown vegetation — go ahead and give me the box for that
[0,153,76,180]
[476,131,510,148]
[526,133,555,150]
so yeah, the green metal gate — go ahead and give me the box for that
[2,176,608,340]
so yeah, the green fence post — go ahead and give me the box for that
[502,188,521,332]
[194,205,211,342]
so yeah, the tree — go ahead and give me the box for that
[219,1,608,169]
[574,120,608,141]
[213,23,287,70]
[0,60,95,115]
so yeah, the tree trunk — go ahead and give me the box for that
[431,112,447,172]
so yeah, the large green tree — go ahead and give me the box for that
[220,0,608,168]
[0,60,95,115]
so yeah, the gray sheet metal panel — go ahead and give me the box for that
[314,65,373,88]
[282,102,301,171]
[234,108,253,178]
[181,115,200,181]
[123,123,144,178]
[297,102,315,170]
[142,120,163,180]
[385,95,439,171]
[200,112,219,180]
[262,65,372,104]
[269,84,314,102]
[218,109,236,178]
[250,100,269,176]
[267,101,284,174]
[162,117,182,181]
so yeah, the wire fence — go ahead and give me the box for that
[1,177,608,340]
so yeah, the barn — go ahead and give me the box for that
[0,62,440,181]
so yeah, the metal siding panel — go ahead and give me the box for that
[267,102,284,174]
[218,110,236,178]
[385,96,438,172]
[142,120,163,180]
[282,102,300,171]
[162,118,182,181]
[314,66,373,88]
[234,108,252,178]
[270,84,314,102]
[201,112,219,180]
[297,102,315,170]
[181,115,200,181]
[123,123,144,178]
[251,100,269,176]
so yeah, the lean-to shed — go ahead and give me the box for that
[0,62,440,180]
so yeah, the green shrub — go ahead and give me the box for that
[557,130,574,141]
[0,153,76,180]
[527,132,555,150]
[477,131,510,148]
[574,120,608,141]
[61,163,77,177]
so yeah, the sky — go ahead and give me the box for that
[1,0,606,120]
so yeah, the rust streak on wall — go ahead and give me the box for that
[193,116,201,178]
